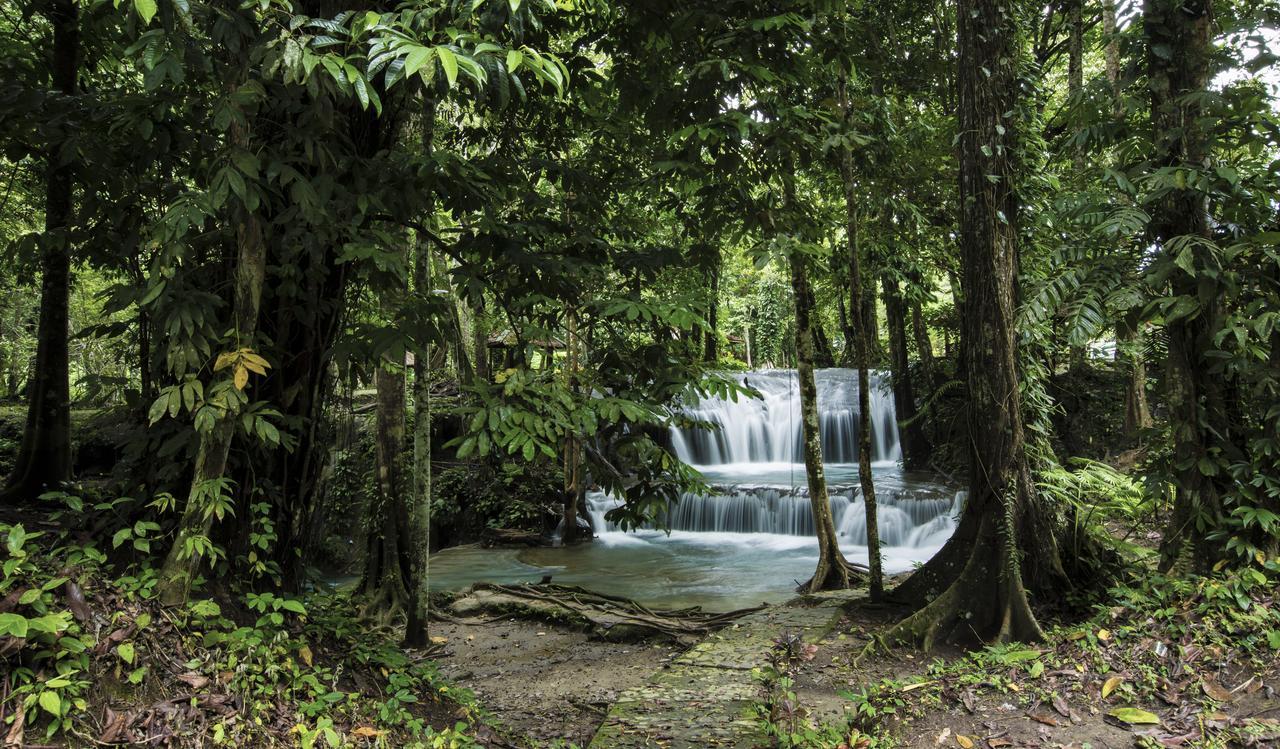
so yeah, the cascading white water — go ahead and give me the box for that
[588,487,963,546]
[588,368,963,558]
[668,369,902,466]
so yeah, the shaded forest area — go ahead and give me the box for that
[1,0,1279,746]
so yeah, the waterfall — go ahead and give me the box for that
[669,369,901,466]
[587,367,962,556]
[588,487,964,549]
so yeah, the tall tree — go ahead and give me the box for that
[838,74,884,600]
[1,0,77,505]
[888,0,1067,647]
[1144,0,1229,571]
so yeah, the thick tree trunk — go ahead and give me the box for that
[1103,0,1120,95]
[1,0,77,504]
[887,0,1067,646]
[1145,0,1228,572]
[883,275,931,469]
[837,76,883,598]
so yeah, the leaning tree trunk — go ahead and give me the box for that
[1145,0,1230,572]
[883,274,932,469]
[886,0,1067,647]
[1,0,77,505]
[837,75,884,598]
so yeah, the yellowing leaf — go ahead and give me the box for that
[298,644,313,667]
[352,726,385,738]
[429,636,448,645]
[1102,676,1123,698]
[38,691,62,718]
[956,736,974,749]
[233,365,249,390]
[1108,707,1160,725]
[214,352,237,371]
[1097,628,1111,642]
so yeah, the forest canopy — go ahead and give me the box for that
[1,0,1279,746]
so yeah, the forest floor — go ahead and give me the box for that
[438,582,1278,748]
[429,616,679,746]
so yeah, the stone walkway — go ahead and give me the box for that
[587,592,859,748]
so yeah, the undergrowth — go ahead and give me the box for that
[0,512,502,748]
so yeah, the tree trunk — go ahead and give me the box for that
[887,0,1067,647]
[1145,0,1228,572]
[837,75,883,599]
[405,99,437,647]
[361,335,411,618]
[883,275,931,469]
[472,299,489,382]
[1117,311,1153,436]
[704,247,720,363]
[791,249,859,593]
[1,0,77,504]
[910,297,936,392]
[1103,0,1120,96]
[157,205,267,604]
[560,305,584,544]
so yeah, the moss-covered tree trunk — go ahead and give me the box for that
[836,76,883,598]
[1145,0,1230,572]
[1,0,77,505]
[887,0,1067,647]
[405,99,437,647]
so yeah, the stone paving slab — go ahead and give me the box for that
[587,596,852,748]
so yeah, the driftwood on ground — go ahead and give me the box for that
[444,582,766,643]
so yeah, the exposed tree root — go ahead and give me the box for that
[882,515,1043,651]
[797,556,868,594]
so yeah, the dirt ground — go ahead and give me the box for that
[789,603,1280,749]
[430,617,680,746]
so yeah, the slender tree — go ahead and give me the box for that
[1,0,77,505]
[838,73,884,599]
[405,98,438,647]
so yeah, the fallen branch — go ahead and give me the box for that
[448,582,766,643]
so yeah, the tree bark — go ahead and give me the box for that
[361,333,411,618]
[1117,310,1153,435]
[704,246,720,363]
[405,98,437,647]
[887,0,1067,646]
[158,204,267,605]
[883,274,931,469]
[792,249,859,593]
[560,304,584,544]
[837,74,883,599]
[1,0,77,504]
[1144,0,1228,572]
